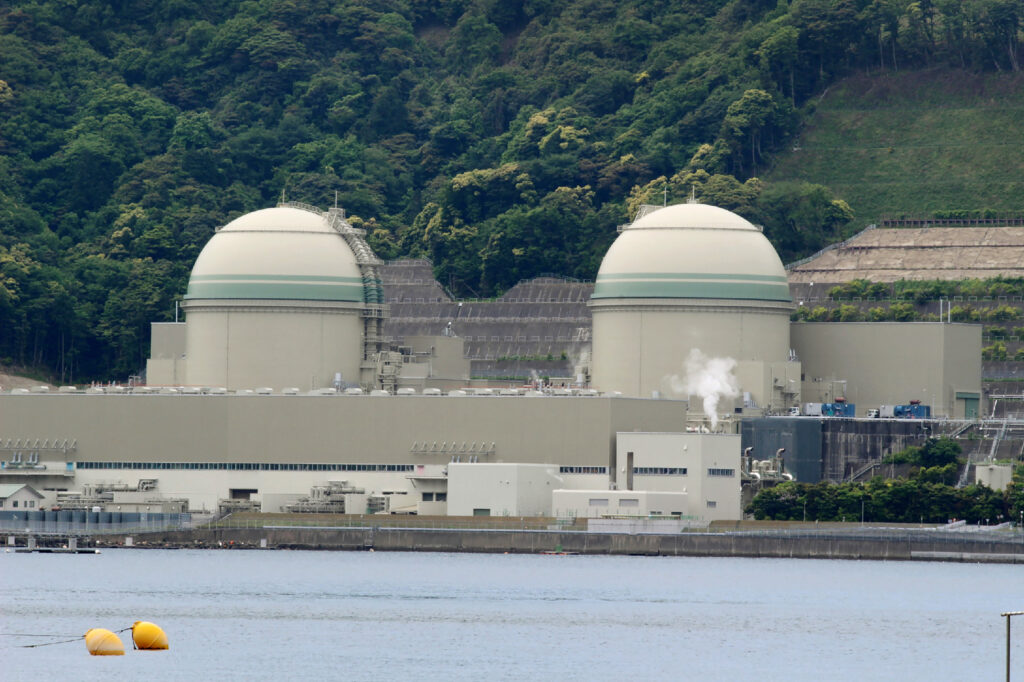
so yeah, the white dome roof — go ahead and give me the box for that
[628,202,759,231]
[592,203,790,302]
[185,206,364,302]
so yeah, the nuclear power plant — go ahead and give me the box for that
[0,201,983,524]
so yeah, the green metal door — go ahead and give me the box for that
[956,392,980,419]
[963,397,978,419]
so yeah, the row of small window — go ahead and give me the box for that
[421,492,448,502]
[633,467,687,476]
[76,462,415,472]
[587,499,685,516]
[707,468,736,477]
[589,498,639,507]
[559,466,608,474]
[0,499,36,508]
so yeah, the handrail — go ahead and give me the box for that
[786,224,877,270]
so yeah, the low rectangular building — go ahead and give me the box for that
[447,463,560,517]
[0,483,43,510]
[0,393,686,513]
[551,489,688,519]
[792,322,982,419]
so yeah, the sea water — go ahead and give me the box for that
[1,548,1020,681]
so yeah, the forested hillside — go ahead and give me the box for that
[2,0,1022,381]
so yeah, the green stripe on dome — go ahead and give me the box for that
[189,274,365,283]
[597,272,787,282]
[185,274,364,302]
[592,272,791,302]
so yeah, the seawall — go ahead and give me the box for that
[114,527,1024,563]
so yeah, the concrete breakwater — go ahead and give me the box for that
[116,526,1024,563]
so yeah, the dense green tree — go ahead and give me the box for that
[758,182,855,261]
[749,438,1021,524]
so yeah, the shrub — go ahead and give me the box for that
[837,304,863,321]
[889,302,917,321]
[983,341,1008,360]
[985,305,1020,322]
[950,305,979,322]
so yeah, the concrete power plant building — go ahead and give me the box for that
[0,198,987,525]
[589,203,801,411]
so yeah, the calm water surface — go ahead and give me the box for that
[1,548,1020,681]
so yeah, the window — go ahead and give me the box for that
[76,461,415,472]
[619,499,639,507]
[559,466,607,474]
[472,508,491,516]
[422,492,434,502]
[706,500,717,508]
[436,492,447,502]
[588,498,609,506]
[707,468,735,477]
[633,467,686,475]
[12,500,18,508]
[28,500,35,508]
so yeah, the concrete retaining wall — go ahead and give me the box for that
[136,527,1024,563]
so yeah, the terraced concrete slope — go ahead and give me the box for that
[788,226,1024,284]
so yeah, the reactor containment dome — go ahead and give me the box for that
[588,202,800,411]
[180,204,371,390]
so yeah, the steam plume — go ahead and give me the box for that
[667,348,740,428]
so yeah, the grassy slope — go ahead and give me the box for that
[765,69,1024,225]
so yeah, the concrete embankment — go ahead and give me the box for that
[125,527,1024,563]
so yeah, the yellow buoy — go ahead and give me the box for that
[84,628,125,656]
[132,621,169,650]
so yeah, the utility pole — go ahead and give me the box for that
[1004,611,1023,681]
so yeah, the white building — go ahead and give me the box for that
[553,432,742,522]
[0,483,44,511]
[446,463,562,517]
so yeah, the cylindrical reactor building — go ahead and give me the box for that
[588,203,800,410]
[181,205,365,390]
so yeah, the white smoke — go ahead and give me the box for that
[667,349,741,429]
[568,346,590,370]
[570,347,591,386]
